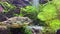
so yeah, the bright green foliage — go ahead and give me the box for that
[37,2,60,33]
[37,3,57,21]
[24,26,32,34]
[52,0,60,5]
[49,19,60,31]
[20,6,38,19]
[42,19,60,34]
[20,26,32,34]
[37,1,60,33]
[21,6,37,13]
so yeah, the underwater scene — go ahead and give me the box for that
[0,0,60,34]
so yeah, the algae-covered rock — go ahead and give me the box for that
[0,16,32,34]
[0,25,10,34]
[2,16,32,28]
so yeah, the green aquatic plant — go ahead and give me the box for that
[37,3,57,21]
[52,0,60,5]
[20,26,32,34]
[24,26,32,34]
[0,2,16,12]
[20,6,38,19]
[37,2,60,33]
[49,19,60,31]
[21,6,37,13]
[41,19,60,34]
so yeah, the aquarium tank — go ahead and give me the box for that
[0,0,60,34]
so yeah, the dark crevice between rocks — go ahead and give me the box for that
[10,27,26,34]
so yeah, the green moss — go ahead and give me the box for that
[37,3,57,21]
